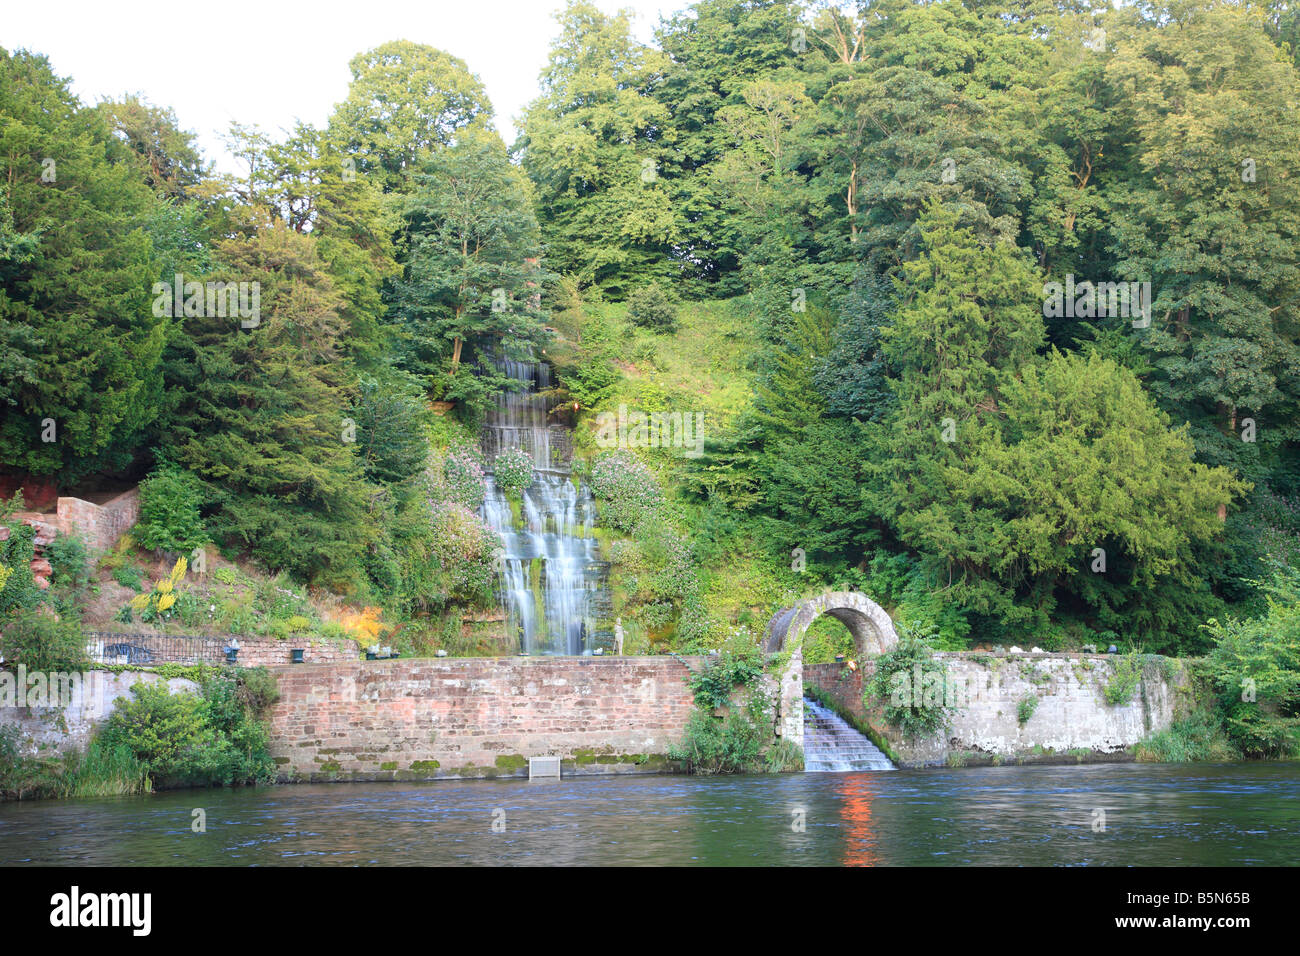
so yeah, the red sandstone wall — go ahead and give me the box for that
[268,656,700,782]
[56,489,139,554]
[804,661,871,720]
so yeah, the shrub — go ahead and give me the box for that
[441,446,487,509]
[1104,653,1143,705]
[136,464,208,555]
[493,447,534,496]
[0,522,40,615]
[429,502,499,604]
[0,608,86,671]
[589,450,662,532]
[686,632,764,709]
[866,626,954,739]
[1135,712,1240,763]
[120,556,189,628]
[46,533,89,590]
[667,694,771,774]
[627,282,679,333]
[99,675,276,789]
[1017,695,1039,725]
[1203,565,1300,758]
[112,562,144,591]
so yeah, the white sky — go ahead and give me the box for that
[2,0,689,173]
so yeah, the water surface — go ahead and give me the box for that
[2,762,1296,866]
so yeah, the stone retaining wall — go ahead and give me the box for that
[268,656,701,782]
[0,670,200,756]
[804,652,1188,767]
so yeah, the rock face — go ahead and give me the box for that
[0,515,59,588]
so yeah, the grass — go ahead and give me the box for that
[1135,712,1241,763]
[1,732,150,801]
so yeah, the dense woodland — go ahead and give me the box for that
[2,1,1300,761]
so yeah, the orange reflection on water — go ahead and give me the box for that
[835,774,882,867]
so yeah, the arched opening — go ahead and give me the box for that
[764,592,898,660]
[802,614,855,665]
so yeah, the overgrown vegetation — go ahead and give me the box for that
[0,666,279,800]
[865,629,954,739]
[667,631,801,774]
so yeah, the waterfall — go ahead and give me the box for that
[802,697,895,772]
[479,359,608,655]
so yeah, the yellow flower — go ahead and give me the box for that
[156,578,174,595]
[157,593,176,612]
[129,593,150,611]
[170,556,187,584]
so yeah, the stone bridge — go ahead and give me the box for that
[764,591,899,659]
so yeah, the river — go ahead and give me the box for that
[1,762,1296,866]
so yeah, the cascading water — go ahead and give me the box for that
[802,697,895,772]
[479,359,609,655]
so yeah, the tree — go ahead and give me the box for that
[0,48,167,481]
[880,203,1242,639]
[653,0,808,288]
[518,0,680,294]
[390,127,549,405]
[165,224,369,586]
[1107,1,1300,475]
[327,40,492,193]
[95,94,211,200]
[221,121,399,369]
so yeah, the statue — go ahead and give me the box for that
[614,617,625,656]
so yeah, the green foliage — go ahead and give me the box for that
[0,49,168,481]
[112,563,144,591]
[136,463,208,554]
[0,607,86,671]
[45,532,89,591]
[353,374,430,486]
[517,1,680,294]
[1135,711,1240,764]
[428,501,499,606]
[627,283,679,333]
[1203,566,1300,758]
[1017,695,1039,725]
[684,632,764,709]
[866,627,954,739]
[589,450,663,532]
[326,39,491,193]
[1104,654,1144,706]
[0,726,149,800]
[390,126,549,401]
[492,447,534,496]
[667,698,769,775]
[99,674,277,790]
[0,520,40,618]
[165,223,369,587]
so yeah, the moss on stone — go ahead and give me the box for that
[409,760,441,772]
[380,761,398,771]
[494,754,527,770]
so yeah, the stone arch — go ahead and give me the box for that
[764,591,898,659]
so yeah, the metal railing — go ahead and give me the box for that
[85,631,227,666]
